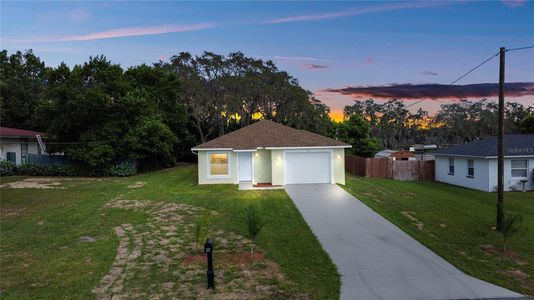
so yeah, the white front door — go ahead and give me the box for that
[238,152,253,182]
[285,151,332,184]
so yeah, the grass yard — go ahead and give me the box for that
[0,166,340,299]
[343,174,534,295]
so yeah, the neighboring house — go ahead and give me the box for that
[0,127,45,165]
[375,150,416,161]
[191,120,351,186]
[434,134,534,192]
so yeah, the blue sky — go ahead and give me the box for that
[1,1,533,119]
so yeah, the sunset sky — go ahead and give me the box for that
[2,1,533,120]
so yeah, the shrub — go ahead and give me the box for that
[0,160,17,176]
[245,204,265,254]
[15,160,136,177]
[106,161,136,177]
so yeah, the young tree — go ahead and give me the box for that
[245,204,265,255]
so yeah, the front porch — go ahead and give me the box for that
[238,181,284,190]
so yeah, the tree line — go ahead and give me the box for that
[0,50,331,169]
[344,98,534,152]
[2,50,533,167]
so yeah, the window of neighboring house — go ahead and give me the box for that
[20,138,28,164]
[209,153,229,176]
[6,152,16,163]
[467,159,474,178]
[448,158,454,175]
[511,160,528,178]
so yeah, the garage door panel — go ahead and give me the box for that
[285,152,331,184]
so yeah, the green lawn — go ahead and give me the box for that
[0,166,340,299]
[343,174,534,295]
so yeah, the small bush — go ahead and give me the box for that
[245,204,265,254]
[0,160,17,176]
[106,161,136,177]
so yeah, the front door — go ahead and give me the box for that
[238,152,252,182]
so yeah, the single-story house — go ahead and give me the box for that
[0,127,45,165]
[434,134,534,192]
[375,149,416,161]
[191,120,351,186]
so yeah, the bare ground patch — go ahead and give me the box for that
[127,182,146,189]
[94,198,304,299]
[0,177,107,189]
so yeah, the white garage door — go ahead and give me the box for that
[285,151,332,184]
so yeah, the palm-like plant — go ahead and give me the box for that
[245,204,265,255]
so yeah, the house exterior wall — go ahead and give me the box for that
[436,155,534,192]
[488,158,534,192]
[0,138,40,165]
[435,156,490,192]
[198,147,348,186]
[253,149,272,184]
[197,150,237,184]
[333,148,346,185]
[271,149,285,186]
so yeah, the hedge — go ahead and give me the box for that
[0,160,136,177]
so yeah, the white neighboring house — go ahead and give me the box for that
[0,127,45,165]
[434,134,534,192]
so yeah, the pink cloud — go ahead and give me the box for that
[68,9,91,22]
[501,0,525,7]
[264,2,452,24]
[300,63,329,70]
[271,55,331,62]
[365,57,374,64]
[19,22,218,42]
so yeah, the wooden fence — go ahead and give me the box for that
[345,155,435,181]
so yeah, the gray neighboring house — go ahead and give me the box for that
[0,127,44,165]
[434,134,534,192]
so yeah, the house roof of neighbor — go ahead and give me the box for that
[0,127,44,138]
[192,120,351,150]
[433,134,534,158]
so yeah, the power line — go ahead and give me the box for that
[405,51,500,109]
[506,45,534,52]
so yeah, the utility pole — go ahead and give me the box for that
[496,47,505,231]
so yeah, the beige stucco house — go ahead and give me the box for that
[191,120,351,186]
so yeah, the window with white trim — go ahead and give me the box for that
[209,153,229,176]
[467,159,474,178]
[448,158,454,175]
[511,160,528,178]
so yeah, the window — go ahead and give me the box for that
[467,159,474,178]
[209,153,229,176]
[511,160,528,178]
[6,152,16,163]
[448,158,454,175]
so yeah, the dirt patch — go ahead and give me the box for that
[0,178,66,189]
[79,236,97,242]
[478,244,529,266]
[127,181,146,189]
[94,198,303,299]
[401,211,424,231]
[0,207,28,217]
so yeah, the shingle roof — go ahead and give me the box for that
[192,120,350,150]
[433,134,534,157]
[0,127,44,138]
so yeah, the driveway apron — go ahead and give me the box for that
[285,184,522,300]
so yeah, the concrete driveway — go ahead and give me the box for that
[285,184,522,300]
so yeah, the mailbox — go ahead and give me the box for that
[204,238,214,254]
[204,237,215,289]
